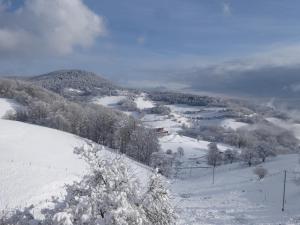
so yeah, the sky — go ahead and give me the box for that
[1,0,300,97]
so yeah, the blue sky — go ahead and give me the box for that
[89,0,300,56]
[1,0,300,95]
[84,0,300,78]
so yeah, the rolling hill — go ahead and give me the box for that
[29,70,118,99]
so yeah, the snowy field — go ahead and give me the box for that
[92,95,126,107]
[141,114,186,133]
[221,118,248,130]
[134,93,155,110]
[173,154,300,225]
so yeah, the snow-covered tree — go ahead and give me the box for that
[118,98,138,111]
[223,149,238,164]
[149,105,171,115]
[117,117,137,154]
[241,148,258,167]
[253,141,276,163]
[207,142,222,167]
[127,126,160,165]
[176,147,184,157]
[141,170,177,225]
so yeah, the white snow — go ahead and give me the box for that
[141,114,185,132]
[160,134,210,159]
[172,154,300,225]
[0,98,18,118]
[65,88,84,93]
[0,119,88,209]
[93,95,126,107]
[134,93,155,110]
[221,118,248,130]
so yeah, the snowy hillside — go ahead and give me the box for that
[0,98,151,212]
[93,95,126,107]
[134,93,155,110]
[0,98,18,118]
[0,119,88,209]
[173,154,300,225]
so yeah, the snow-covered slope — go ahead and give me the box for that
[173,154,300,225]
[0,98,151,211]
[221,118,248,130]
[0,119,88,209]
[0,98,18,118]
[134,93,155,110]
[93,95,126,107]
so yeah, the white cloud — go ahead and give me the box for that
[0,0,106,56]
[194,43,300,75]
[290,83,300,92]
[222,2,231,16]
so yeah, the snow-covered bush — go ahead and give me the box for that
[117,98,138,111]
[166,149,173,155]
[253,167,268,180]
[141,171,177,225]
[148,105,171,115]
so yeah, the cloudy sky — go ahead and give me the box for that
[1,0,300,96]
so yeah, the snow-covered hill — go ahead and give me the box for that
[0,98,150,212]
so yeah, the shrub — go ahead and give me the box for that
[253,167,268,180]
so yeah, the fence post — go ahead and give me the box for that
[282,170,287,212]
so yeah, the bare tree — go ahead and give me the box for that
[207,143,222,167]
[177,147,184,157]
[223,149,238,164]
[241,148,258,167]
[254,141,276,163]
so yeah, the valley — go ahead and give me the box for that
[1,71,300,224]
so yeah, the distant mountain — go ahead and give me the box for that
[29,70,119,98]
